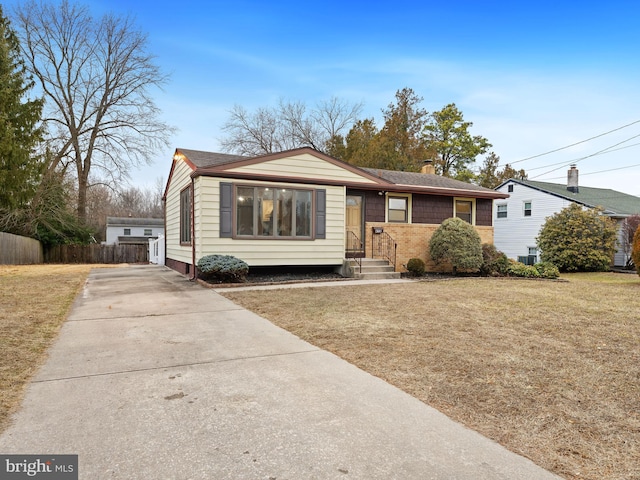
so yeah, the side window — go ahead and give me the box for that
[508,184,514,193]
[144,229,152,236]
[496,204,507,219]
[524,201,532,217]
[123,228,131,236]
[180,186,192,244]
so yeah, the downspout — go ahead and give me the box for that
[162,197,167,267]
[190,176,197,281]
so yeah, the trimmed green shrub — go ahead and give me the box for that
[197,254,249,283]
[507,261,540,278]
[406,257,426,276]
[632,225,640,276]
[480,243,509,276]
[505,260,559,279]
[534,261,560,279]
[429,217,483,273]
[536,203,617,272]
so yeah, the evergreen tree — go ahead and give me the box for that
[423,103,491,179]
[377,88,431,171]
[476,152,527,188]
[330,88,431,171]
[537,203,617,272]
[0,5,43,210]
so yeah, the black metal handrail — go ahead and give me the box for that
[346,230,363,273]
[372,229,397,271]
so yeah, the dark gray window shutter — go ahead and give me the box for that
[315,189,326,239]
[220,182,233,238]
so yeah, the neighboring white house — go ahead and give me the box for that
[105,217,164,245]
[494,166,640,267]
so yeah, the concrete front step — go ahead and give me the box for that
[352,271,402,280]
[346,258,401,280]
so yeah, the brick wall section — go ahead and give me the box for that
[365,222,494,272]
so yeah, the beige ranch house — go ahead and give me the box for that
[163,147,508,277]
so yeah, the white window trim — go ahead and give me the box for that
[454,197,476,225]
[523,200,532,217]
[496,203,508,219]
[385,193,412,223]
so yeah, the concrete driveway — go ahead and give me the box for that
[0,265,560,479]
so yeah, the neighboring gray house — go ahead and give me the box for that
[105,217,164,245]
[494,166,640,267]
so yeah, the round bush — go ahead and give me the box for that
[536,204,617,272]
[429,217,483,273]
[197,254,249,283]
[406,258,426,276]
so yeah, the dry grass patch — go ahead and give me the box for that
[0,264,107,432]
[222,275,640,480]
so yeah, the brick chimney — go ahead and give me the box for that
[420,159,436,175]
[567,165,579,193]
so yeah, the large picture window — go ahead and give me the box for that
[180,186,192,244]
[236,186,313,239]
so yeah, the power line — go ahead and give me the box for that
[544,162,640,181]
[525,140,640,172]
[509,119,640,165]
[530,133,640,179]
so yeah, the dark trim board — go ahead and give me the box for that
[166,257,191,276]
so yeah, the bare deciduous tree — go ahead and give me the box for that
[84,177,164,241]
[621,214,640,268]
[13,0,174,222]
[220,97,362,156]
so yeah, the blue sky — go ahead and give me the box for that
[9,0,640,195]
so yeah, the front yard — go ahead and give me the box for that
[2,265,638,479]
[222,273,640,480]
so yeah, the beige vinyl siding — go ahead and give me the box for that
[165,159,194,265]
[196,177,345,266]
[226,152,377,184]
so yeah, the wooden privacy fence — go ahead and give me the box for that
[45,244,148,264]
[0,231,44,264]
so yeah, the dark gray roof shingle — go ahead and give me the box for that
[361,168,498,194]
[178,148,249,168]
